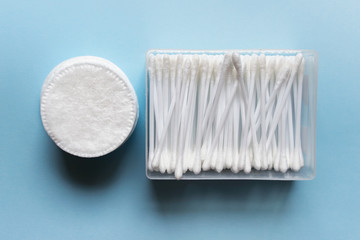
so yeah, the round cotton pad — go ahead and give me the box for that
[41,56,138,158]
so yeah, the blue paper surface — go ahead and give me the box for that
[0,0,359,239]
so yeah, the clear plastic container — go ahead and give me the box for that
[146,49,318,180]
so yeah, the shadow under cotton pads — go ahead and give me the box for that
[40,56,138,158]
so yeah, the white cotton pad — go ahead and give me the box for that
[40,56,138,158]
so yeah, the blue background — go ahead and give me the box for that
[0,0,359,239]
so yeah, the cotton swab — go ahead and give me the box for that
[232,54,247,172]
[293,57,305,171]
[148,54,156,171]
[279,103,288,173]
[193,56,210,174]
[207,65,240,172]
[175,58,192,179]
[159,55,171,173]
[202,53,232,171]
[227,67,240,169]
[243,54,258,173]
[201,56,222,164]
[154,55,164,145]
[201,53,232,138]
[266,54,303,150]
[259,54,268,170]
[151,55,184,170]
[183,55,200,172]
[166,55,177,173]
[287,87,295,170]
[169,55,184,172]
[249,54,262,171]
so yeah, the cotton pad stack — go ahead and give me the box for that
[147,52,306,179]
[41,56,138,158]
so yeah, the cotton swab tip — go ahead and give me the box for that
[250,54,258,73]
[276,65,291,86]
[259,54,266,70]
[148,54,155,68]
[232,52,241,68]
[184,58,191,70]
[163,55,170,68]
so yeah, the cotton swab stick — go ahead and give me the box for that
[183,55,200,172]
[222,82,233,170]
[244,55,258,173]
[260,55,277,169]
[148,54,156,171]
[233,56,248,106]
[175,58,192,179]
[286,88,295,170]
[293,57,305,171]
[226,53,247,169]
[266,54,303,150]
[279,104,288,173]
[154,55,164,145]
[170,55,184,172]
[200,57,223,161]
[208,73,226,170]
[150,58,172,171]
[208,67,240,171]
[224,84,235,170]
[202,54,232,171]
[249,65,288,139]
[266,59,277,169]
[201,56,222,163]
[201,53,232,138]
[249,54,263,170]
[152,55,166,172]
[193,56,210,174]
[268,56,287,171]
[227,67,240,169]
[232,54,247,172]
[159,55,171,173]
[234,54,250,172]
[213,88,226,171]
[259,54,268,170]
[221,73,233,171]
[166,55,177,173]
[247,60,290,141]
[151,55,184,170]
[234,54,252,172]
[150,56,164,171]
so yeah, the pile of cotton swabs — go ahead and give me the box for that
[148,52,305,179]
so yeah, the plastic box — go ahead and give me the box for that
[146,49,318,180]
